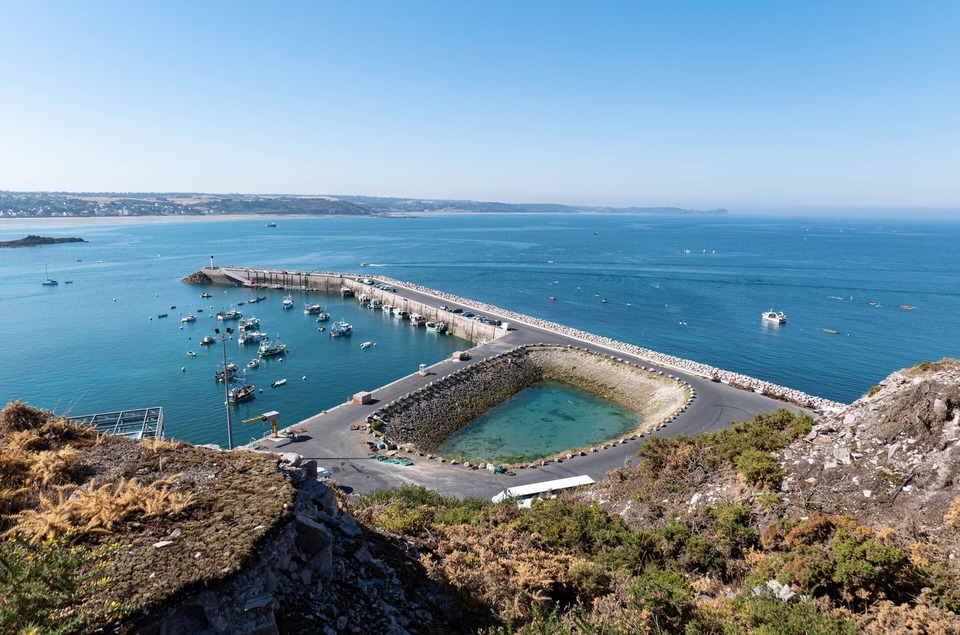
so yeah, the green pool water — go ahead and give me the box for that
[436,381,642,464]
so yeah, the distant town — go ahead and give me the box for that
[0,191,727,219]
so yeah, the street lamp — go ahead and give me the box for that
[215,327,234,449]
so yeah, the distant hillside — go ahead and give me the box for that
[0,190,726,219]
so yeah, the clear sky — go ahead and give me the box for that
[1,1,958,214]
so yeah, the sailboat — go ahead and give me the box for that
[42,265,58,286]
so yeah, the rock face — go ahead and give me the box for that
[181,270,214,284]
[782,359,960,531]
[131,455,466,635]
[371,346,688,455]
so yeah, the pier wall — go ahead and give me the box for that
[200,267,503,344]
[370,346,689,459]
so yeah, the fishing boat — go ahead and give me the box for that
[304,303,325,315]
[217,309,242,321]
[282,295,294,309]
[181,315,197,323]
[239,317,260,330]
[360,341,374,349]
[392,308,409,320]
[238,330,268,345]
[762,310,787,324]
[201,335,217,345]
[426,321,446,333]
[358,293,370,306]
[271,378,287,388]
[340,286,354,298]
[258,335,287,356]
[200,292,213,298]
[329,319,352,337]
[215,361,238,382]
[247,358,260,369]
[228,380,256,403]
[42,265,58,286]
[409,313,426,327]
[381,304,393,314]
[314,312,330,322]
[370,299,382,309]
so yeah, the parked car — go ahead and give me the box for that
[463,312,475,318]
[451,308,463,314]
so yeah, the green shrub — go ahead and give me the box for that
[734,448,785,489]
[626,567,694,633]
[734,595,858,635]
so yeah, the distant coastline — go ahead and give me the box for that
[0,190,727,220]
[0,234,87,248]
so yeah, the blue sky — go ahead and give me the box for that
[1,1,958,213]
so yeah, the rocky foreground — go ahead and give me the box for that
[5,360,960,634]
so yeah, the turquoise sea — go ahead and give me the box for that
[1,214,958,446]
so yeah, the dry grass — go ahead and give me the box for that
[0,400,296,633]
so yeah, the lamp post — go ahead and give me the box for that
[215,327,234,449]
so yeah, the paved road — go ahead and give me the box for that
[252,278,808,502]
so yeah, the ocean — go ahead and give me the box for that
[1,214,958,446]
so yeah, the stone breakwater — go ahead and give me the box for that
[204,265,844,412]
[368,346,688,460]
[358,273,846,413]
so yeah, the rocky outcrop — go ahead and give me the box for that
[181,270,213,284]
[0,234,86,248]
[132,453,466,635]
[781,359,960,531]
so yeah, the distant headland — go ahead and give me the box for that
[0,234,87,248]
[0,190,727,219]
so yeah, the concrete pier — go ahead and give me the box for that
[195,265,843,501]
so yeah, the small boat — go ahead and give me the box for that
[282,295,294,309]
[217,309,242,321]
[381,304,393,314]
[265,222,277,227]
[239,317,260,330]
[823,328,841,334]
[247,295,266,303]
[360,341,374,349]
[169,305,177,309]
[340,286,354,298]
[549,296,555,301]
[392,308,409,320]
[42,265,58,286]
[409,313,426,327]
[196,308,204,313]
[258,335,287,356]
[900,305,918,310]
[426,321,446,333]
[64,280,73,284]
[304,303,325,315]
[200,292,213,298]
[181,315,197,323]
[187,351,197,357]
[271,378,287,388]
[215,361,238,382]
[360,262,369,267]
[158,313,168,318]
[247,358,260,369]
[370,299,382,309]
[762,310,787,324]
[600,298,608,304]
[315,312,330,322]
[329,319,352,337]
[228,380,256,403]
[201,335,217,345]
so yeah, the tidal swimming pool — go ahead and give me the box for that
[435,380,642,464]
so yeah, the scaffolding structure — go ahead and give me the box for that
[67,407,164,440]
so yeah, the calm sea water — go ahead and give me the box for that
[1,214,958,446]
[437,381,641,464]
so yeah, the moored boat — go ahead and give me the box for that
[200,292,213,298]
[329,319,352,337]
[370,299,382,309]
[282,295,294,309]
[247,358,260,369]
[215,361,239,382]
[409,313,426,327]
[426,321,446,333]
[315,312,330,322]
[304,303,325,315]
[217,309,242,321]
[181,315,197,323]
[360,341,374,349]
[238,331,268,345]
[239,317,260,330]
[271,378,287,388]
[228,381,256,403]
[340,286,354,298]
[201,335,217,345]
[258,335,287,356]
